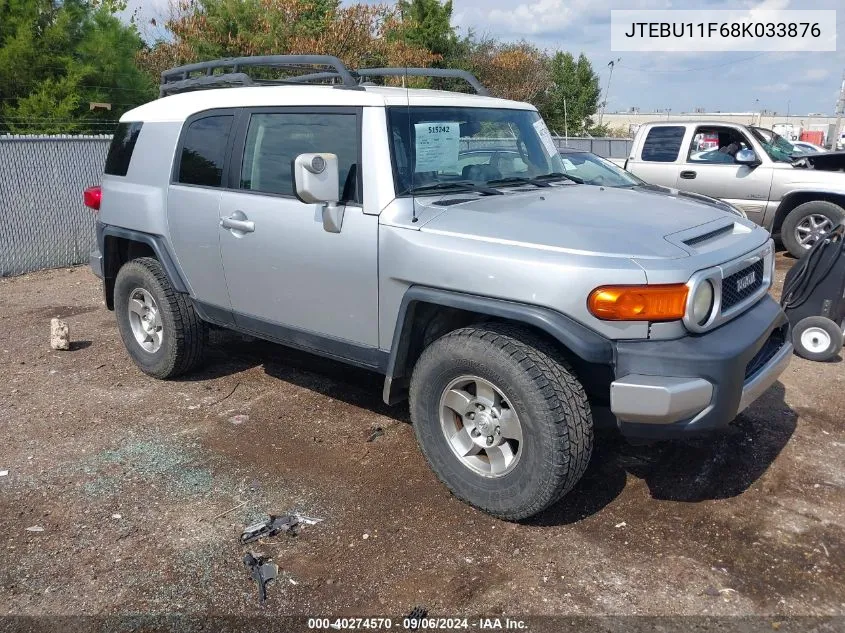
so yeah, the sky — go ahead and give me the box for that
[125,0,845,116]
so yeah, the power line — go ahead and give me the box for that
[618,53,767,74]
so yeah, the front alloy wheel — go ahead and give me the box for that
[440,375,523,478]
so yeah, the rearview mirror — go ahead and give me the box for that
[735,148,759,166]
[293,153,344,233]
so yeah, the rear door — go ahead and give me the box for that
[626,125,685,187]
[216,107,380,351]
[167,111,236,311]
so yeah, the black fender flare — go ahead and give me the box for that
[382,286,614,404]
[99,223,190,294]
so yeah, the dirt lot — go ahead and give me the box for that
[1,254,844,624]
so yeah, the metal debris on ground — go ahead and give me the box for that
[366,425,385,442]
[25,526,44,532]
[240,513,322,544]
[0,470,8,477]
[406,606,428,631]
[243,552,278,604]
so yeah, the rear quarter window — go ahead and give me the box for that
[641,126,685,162]
[177,115,234,187]
[104,122,143,176]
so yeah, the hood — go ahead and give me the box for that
[793,151,845,172]
[418,185,740,259]
[633,184,746,217]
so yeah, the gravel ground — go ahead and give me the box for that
[0,254,843,623]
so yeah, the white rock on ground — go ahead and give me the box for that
[50,319,70,351]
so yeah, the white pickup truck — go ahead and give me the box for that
[625,121,845,257]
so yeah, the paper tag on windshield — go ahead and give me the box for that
[561,158,576,170]
[414,122,460,173]
[533,119,558,157]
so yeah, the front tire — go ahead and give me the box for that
[782,201,844,258]
[409,324,593,520]
[114,257,207,378]
[792,316,844,362]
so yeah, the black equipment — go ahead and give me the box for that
[781,223,845,361]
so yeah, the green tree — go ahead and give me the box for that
[396,0,458,62]
[542,52,600,136]
[0,0,154,134]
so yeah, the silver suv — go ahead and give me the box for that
[627,121,845,258]
[87,56,792,520]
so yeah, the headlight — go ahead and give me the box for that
[690,280,714,325]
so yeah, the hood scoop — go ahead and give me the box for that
[683,223,735,246]
[667,218,752,254]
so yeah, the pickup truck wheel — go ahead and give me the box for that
[792,316,844,362]
[782,201,844,258]
[114,257,207,378]
[409,324,593,520]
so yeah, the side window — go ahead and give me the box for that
[641,126,685,162]
[239,112,359,201]
[688,127,750,164]
[177,115,234,187]
[104,122,143,176]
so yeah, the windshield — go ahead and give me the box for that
[558,151,643,187]
[387,106,567,195]
[750,126,794,162]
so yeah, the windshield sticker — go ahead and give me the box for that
[533,119,558,157]
[414,122,460,173]
[560,158,576,170]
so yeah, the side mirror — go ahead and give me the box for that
[293,153,344,233]
[735,148,760,166]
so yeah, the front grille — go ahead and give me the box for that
[745,325,787,380]
[722,259,765,311]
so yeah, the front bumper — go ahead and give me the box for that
[610,295,791,439]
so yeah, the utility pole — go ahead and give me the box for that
[834,70,845,149]
[598,58,621,128]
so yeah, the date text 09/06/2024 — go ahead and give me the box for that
[307,617,528,630]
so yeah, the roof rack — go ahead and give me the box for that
[159,56,491,98]
[159,55,360,97]
[288,67,490,96]
[356,68,490,96]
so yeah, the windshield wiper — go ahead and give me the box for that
[532,172,584,185]
[408,181,503,196]
[486,176,551,188]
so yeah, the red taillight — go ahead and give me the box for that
[83,186,102,211]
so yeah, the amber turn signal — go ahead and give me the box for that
[587,284,689,321]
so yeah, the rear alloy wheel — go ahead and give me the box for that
[782,201,844,258]
[410,323,593,521]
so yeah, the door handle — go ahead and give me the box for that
[220,215,255,233]
[680,170,697,179]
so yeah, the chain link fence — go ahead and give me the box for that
[0,134,633,277]
[0,135,111,277]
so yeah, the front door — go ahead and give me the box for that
[217,107,379,352]
[678,126,774,224]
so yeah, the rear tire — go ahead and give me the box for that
[782,201,844,258]
[409,323,593,521]
[114,257,207,378]
[792,316,843,362]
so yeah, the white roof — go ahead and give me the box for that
[122,85,534,123]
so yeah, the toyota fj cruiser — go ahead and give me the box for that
[87,56,792,520]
